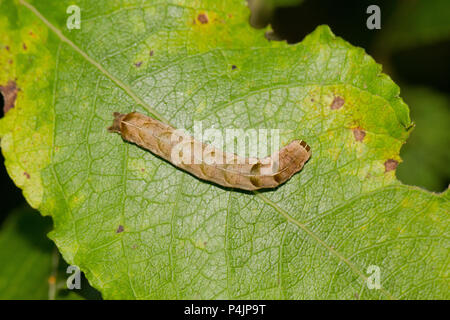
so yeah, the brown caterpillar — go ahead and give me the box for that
[109,112,311,191]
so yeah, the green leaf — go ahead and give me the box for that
[0,205,85,299]
[0,0,448,299]
[0,206,53,299]
[397,87,450,192]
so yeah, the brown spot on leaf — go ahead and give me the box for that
[231,65,237,70]
[23,172,30,179]
[116,225,124,233]
[5,45,10,51]
[384,159,398,172]
[22,43,27,50]
[331,96,345,109]
[0,80,19,115]
[150,50,154,56]
[197,13,209,24]
[353,128,366,142]
[134,61,142,68]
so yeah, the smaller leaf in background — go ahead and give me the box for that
[378,0,450,52]
[397,87,450,192]
[0,206,53,299]
[0,206,99,299]
[374,0,450,94]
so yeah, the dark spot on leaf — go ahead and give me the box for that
[134,61,142,68]
[150,50,154,56]
[203,241,207,247]
[231,65,237,70]
[311,98,314,102]
[330,96,345,109]
[22,43,27,50]
[354,293,359,299]
[384,159,398,172]
[5,45,10,51]
[353,128,366,142]
[8,59,13,65]
[23,172,30,179]
[197,13,209,24]
[116,225,124,233]
[0,80,19,116]
[141,168,145,172]
[132,244,138,249]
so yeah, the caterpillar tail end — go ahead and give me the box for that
[298,140,312,157]
[108,112,126,133]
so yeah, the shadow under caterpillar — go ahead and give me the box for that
[109,112,311,191]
